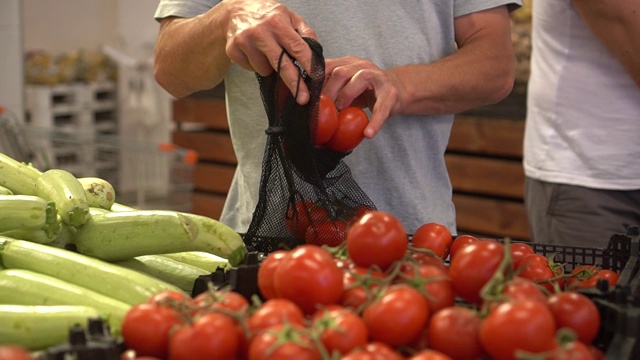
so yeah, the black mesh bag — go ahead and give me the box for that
[243,38,376,254]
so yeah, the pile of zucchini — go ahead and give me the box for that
[0,152,247,351]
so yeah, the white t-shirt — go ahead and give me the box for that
[155,0,521,234]
[524,0,640,190]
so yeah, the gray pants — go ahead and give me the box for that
[524,177,640,248]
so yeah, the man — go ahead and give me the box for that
[153,0,521,235]
[524,0,640,247]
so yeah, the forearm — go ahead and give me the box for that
[390,8,515,116]
[572,0,640,87]
[154,6,232,99]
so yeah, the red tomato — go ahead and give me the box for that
[325,107,369,152]
[121,303,183,359]
[448,234,479,262]
[346,210,408,271]
[449,240,504,304]
[500,276,548,305]
[549,341,596,360]
[313,94,339,145]
[344,205,375,225]
[247,298,306,334]
[311,306,368,356]
[398,263,454,314]
[342,342,404,360]
[427,306,485,360]
[579,269,620,289]
[248,324,321,360]
[412,222,453,259]
[147,290,192,306]
[411,251,450,273]
[0,346,31,360]
[565,265,600,290]
[363,285,430,347]
[194,290,249,314]
[510,242,535,268]
[407,350,455,360]
[169,312,239,360]
[273,245,344,314]
[257,249,288,300]
[304,220,348,247]
[547,291,601,344]
[517,253,565,293]
[480,300,557,360]
[340,266,386,309]
[285,200,331,239]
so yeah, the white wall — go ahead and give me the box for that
[22,0,118,54]
[0,0,24,123]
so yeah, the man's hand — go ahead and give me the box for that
[224,0,317,104]
[323,57,401,139]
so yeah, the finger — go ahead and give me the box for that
[322,62,355,106]
[275,53,310,104]
[365,96,393,138]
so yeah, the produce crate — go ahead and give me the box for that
[0,114,196,212]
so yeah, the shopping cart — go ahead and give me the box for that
[0,106,196,211]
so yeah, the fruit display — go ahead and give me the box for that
[0,150,638,359]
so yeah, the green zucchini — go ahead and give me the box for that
[78,177,116,210]
[35,169,90,227]
[0,228,60,245]
[74,210,247,266]
[0,269,130,335]
[0,304,100,350]
[0,185,13,195]
[110,202,136,212]
[89,207,110,216]
[161,251,231,272]
[0,237,184,305]
[0,153,40,195]
[0,194,60,233]
[116,255,209,292]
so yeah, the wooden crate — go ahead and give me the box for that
[172,91,236,220]
[447,114,530,240]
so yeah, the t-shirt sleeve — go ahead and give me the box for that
[455,0,522,18]
[154,0,219,21]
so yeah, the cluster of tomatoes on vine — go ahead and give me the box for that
[120,210,619,360]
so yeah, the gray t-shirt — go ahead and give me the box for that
[155,0,521,234]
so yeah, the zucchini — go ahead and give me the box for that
[161,251,231,272]
[0,153,40,195]
[0,185,13,195]
[35,169,90,227]
[0,304,100,350]
[0,228,60,245]
[0,269,130,335]
[78,177,116,210]
[110,202,136,212]
[89,207,110,216]
[74,210,247,266]
[0,194,60,232]
[0,237,185,305]
[116,255,209,292]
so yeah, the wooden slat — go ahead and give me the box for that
[172,97,228,130]
[193,163,235,193]
[446,154,525,199]
[191,191,227,221]
[453,193,530,241]
[449,116,525,157]
[172,130,237,164]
